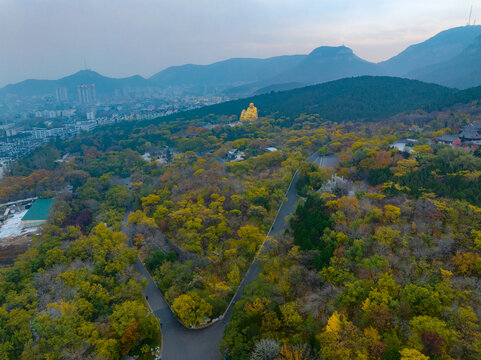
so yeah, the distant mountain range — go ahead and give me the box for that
[407,35,481,89]
[0,70,148,100]
[2,25,481,100]
[149,55,306,90]
[379,26,481,76]
[226,46,382,96]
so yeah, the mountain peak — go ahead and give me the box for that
[309,45,354,58]
[257,45,381,91]
[407,33,481,89]
[63,69,104,81]
[425,25,481,45]
[74,69,98,75]
[380,25,481,76]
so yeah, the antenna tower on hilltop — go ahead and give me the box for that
[467,5,473,26]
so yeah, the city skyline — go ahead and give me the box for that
[1,0,480,87]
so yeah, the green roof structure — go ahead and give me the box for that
[22,198,54,221]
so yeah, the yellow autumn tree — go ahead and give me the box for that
[399,348,429,360]
[172,293,213,327]
[280,302,303,330]
[383,204,401,224]
[319,311,370,359]
[392,158,419,177]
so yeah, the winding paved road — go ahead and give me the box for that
[125,154,338,360]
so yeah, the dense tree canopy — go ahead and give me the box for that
[1,77,481,359]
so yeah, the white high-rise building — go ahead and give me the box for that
[77,84,96,104]
[56,87,68,102]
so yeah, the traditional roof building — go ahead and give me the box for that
[460,123,481,141]
[390,138,418,152]
[435,134,461,145]
[433,123,481,149]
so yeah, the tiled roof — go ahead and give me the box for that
[461,130,481,140]
[437,135,459,142]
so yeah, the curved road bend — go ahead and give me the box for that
[126,154,339,360]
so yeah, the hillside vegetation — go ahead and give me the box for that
[222,110,481,360]
[162,77,455,122]
[1,78,481,359]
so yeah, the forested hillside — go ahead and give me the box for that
[1,79,481,359]
[162,77,454,122]
[0,150,162,358]
[222,113,481,360]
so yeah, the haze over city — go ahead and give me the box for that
[1,0,480,87]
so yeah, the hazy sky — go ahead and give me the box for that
[0,0,480,86]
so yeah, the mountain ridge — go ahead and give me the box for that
[153,76,456,123]
[406,34,481,89]
[149,55,306,87]
[379,25,481,76]
[231,45,384,96]
[3,25,481,99]
[0,70,149,99]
